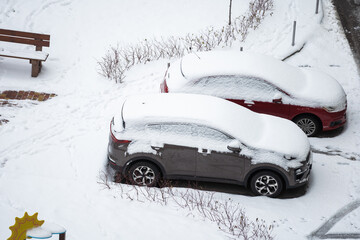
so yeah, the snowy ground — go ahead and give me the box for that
[0,0,359,239]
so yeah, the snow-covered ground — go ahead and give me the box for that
[0,0,359,239]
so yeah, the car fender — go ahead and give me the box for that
[244,166,290,189]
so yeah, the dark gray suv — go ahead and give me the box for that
[108,93,312,197]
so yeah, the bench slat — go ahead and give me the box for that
[0,48,48,61]
[0,28,50,41]
[0,35,50,47]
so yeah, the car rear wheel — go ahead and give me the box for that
[250,171,283,197]
[294,115,320,137]
[127,161,160,187]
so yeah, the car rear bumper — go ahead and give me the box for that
[108,155,123,172]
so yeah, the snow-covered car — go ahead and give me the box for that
[160,51,347,137]
[107,93,312,197]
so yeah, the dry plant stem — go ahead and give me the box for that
[97,173,275,240]
[97,170,111,189]
[98,0,273,83]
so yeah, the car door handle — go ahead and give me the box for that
[244,100,255,106]
[201,149,210,156]
[151,146,162,151]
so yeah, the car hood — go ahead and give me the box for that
[293,68,347,110]
[254,114,310,160]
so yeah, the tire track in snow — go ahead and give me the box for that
[311,146,360,161]
[0,123,64,167]
[308,200,360,239]
[24,0,71,31]
[0,91,113,182]
[0,0,17,24]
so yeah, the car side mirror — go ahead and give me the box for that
[272,93,282,103]
[272,98,282,104]
[227,140,241,152]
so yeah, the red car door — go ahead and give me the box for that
[181,75,290,119]
[222,75,290,119]
[228,98,290,119]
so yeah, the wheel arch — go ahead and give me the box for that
[244,167,289,189]
[292,113,323,130]
[122,156,166,178]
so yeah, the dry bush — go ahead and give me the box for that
[98,169,274,239]
[98,0,274,83]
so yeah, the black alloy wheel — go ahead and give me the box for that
[128,161,160,187]
[250,171,283,198]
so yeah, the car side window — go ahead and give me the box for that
[232,76,280,102]
[146,123,194,146]
[181,75,228,96]
[192,124,233,152]
[183,75,282,102]
[193,125,232,142]
[146,123,233,151]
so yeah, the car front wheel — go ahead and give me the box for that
[294,115,320,137]
[250,171,283,198]
[127,161,160,187]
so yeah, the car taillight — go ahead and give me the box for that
[110,118,131,144]
[111,133,131,144]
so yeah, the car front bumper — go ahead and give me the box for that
[322,110,346,131]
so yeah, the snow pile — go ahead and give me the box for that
[241,0,324,59]
[116,93,310,163]
[168,50,346,110]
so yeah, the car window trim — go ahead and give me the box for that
[146,122,236,140]
[121,100,127,129]
[192,74,291,97]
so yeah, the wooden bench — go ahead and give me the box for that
[0,28,50,77]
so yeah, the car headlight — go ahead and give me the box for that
[323,98,347,113]
[295,167,308,175]
[284,155,296,160]
[322,106,337,112]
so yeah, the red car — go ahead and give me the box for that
[160,51,347,137]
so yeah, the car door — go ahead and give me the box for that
[146,123,197,178]
[192,125,246,182]
[227,76,290,119]
[182,75,290,119]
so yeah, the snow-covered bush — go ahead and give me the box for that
[98,170,274,239]
[98,0,273,83]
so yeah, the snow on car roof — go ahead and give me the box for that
[179,51,306,95]
[121,93,309,157]
[123,93,263,143]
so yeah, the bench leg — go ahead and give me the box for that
[59,232,66,240]
[31,60,41,77]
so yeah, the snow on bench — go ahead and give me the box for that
[0,28,50,77]
[26,222,66,240]
[0,48,48,61]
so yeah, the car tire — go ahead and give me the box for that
[250,171,283,198]
[127,161,160,187]
[114,171,124,183]
[293,115,321,137]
